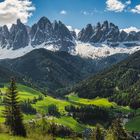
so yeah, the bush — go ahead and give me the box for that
[48,104,60,117]
[21,100,37,114]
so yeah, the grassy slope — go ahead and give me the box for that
[0,84,137,133]
[0,84,43,100]
[0,84,43,122]
[48,116,93,132]
[0,133,75,140]
[33,96,70,115]
[0,84,94,132]
[67,94,131,113]
[67,93,115,107]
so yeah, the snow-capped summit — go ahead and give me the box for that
[0,18,140,59]
[29,17,75,52]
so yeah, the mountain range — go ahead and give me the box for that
[0,16,140,94]
[0,17,140,59]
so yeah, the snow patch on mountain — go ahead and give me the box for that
[121,27,140,33]
[74,41,140,59]
[0,41,140,60]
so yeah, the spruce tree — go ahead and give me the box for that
[106,118,133,140]
[92,124,104,140]
[3,78,26,137]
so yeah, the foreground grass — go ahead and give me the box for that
[126,116,140,132]
[0,133,32,140]
[0,133,79,140]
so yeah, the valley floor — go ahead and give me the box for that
[0,83,139,139]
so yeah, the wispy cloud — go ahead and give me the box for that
[81,9,103,16]
[0,0,35,27]
[106,0,131,12]
[66,25,80,35]
[81,11,90,16]
[60,10,67,15]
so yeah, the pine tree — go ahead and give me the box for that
[3,78,26,137]
[92,124,104,140]
[106,118,133,140]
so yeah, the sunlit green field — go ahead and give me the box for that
[67,93,116,107]
[33,96,71,115]
[0,84,43,100]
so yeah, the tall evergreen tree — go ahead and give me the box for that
[106,118,134,140]
[3,78,26,137]
[92,124,104,140]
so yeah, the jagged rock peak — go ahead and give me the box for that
[78,21,137,43]
[17,19,22,25]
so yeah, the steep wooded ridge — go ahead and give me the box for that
[0,48,128,93]
[0,64,30,85]
[0,65,19,83]
[72,49,140,106]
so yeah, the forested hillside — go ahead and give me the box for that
[72,49,140,107]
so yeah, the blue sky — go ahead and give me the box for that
[0,0,140,29]
[30,0,140,29]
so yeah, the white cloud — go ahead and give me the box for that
[106,0,130,12]
[0,0,35,27]
[125,0,131,5]
[131,5,140,14]
[121,26,140,33]
[82,11,90,15]
[66,25,80,36]
[60,10,67,15]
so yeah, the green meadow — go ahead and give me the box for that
[0,83,139,134]
[33,96,70,115]
[67,93,116,107]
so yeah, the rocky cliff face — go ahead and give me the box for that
[9,19,29,50]
[26,17,75,51]
[0,17,75,51]
[0,25,9,48]
[78,21,140,44]
[0,19,29,50]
